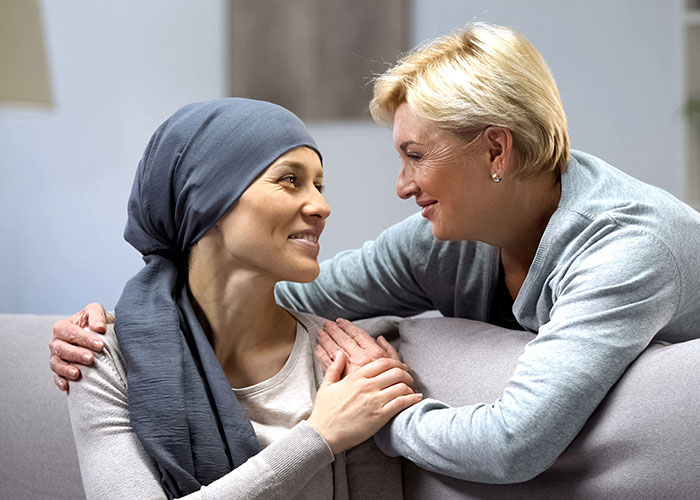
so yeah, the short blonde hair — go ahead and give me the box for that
[370,23,569,177]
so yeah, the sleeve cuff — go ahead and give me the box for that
[261,420,335,483]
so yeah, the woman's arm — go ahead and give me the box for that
[66,325,166,499]
[321,232,682,483]
[52,215,430,391]
[374,232,681,483]
[51,214,486,390]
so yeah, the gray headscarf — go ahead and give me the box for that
[114,98,321,498]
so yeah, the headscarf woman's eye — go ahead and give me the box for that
[281,175,297,186]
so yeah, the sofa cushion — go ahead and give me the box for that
[397,317,700,500]
[0,314,86,499]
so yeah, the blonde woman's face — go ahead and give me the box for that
[392,102,497,241]
[213,146,329,283]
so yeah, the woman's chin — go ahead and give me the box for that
[430,222,449,241]
[283,265,320,284]
[430,219,471,242]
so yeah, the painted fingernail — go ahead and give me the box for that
[92,340,104,350]
[82,353,92,363]
[57,378,65,389]
[70,368,79,379]
[416,393,423,399]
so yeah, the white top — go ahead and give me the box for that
[232,322,333,498]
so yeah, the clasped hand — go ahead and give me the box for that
[316,318,402,373]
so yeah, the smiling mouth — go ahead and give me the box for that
[418,201,437,218]
[288,232,320,257]
[289,233,319,243]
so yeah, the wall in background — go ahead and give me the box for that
[0,0,229,313]
[0,0,687,313]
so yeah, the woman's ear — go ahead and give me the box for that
[484,126,514,176]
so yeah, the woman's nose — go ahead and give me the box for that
[396,164,419,200]
[303,188,331,220]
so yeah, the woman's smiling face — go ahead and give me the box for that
[210,146,330,283]
[392,102,498,241]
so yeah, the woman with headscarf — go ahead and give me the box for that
[63,98,419,499]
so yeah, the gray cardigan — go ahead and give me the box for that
[276,150,700,483]
[66,310,402,499]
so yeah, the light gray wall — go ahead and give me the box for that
[0,0,229,313]
[0,0,687,313]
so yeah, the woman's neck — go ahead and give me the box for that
[188,260,297,388]
[495,171,560,260]
[494,170,561,299]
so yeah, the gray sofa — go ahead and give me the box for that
[1,314,85,500]
[395,317,700,499]
[2,313,699,499]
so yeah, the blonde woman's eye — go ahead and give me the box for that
[315,184,324,193]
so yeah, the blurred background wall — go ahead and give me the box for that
[0,0,692,314]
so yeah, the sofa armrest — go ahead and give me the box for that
[398,317,700,499]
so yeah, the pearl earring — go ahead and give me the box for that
[491,172,502,183]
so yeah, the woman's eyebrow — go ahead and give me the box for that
[270,161,323,177]
[271,160,305,172]
[399,141,420,152]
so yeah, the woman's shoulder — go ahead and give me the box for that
[82,322,128,390]
[66,323,130,421]
[103,323,125,363]
[558,152,700,264]
[565,151,698,223]
[102,322,119,350]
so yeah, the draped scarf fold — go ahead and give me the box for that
[114,98,321,498]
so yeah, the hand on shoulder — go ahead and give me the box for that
[49,303,113,391]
